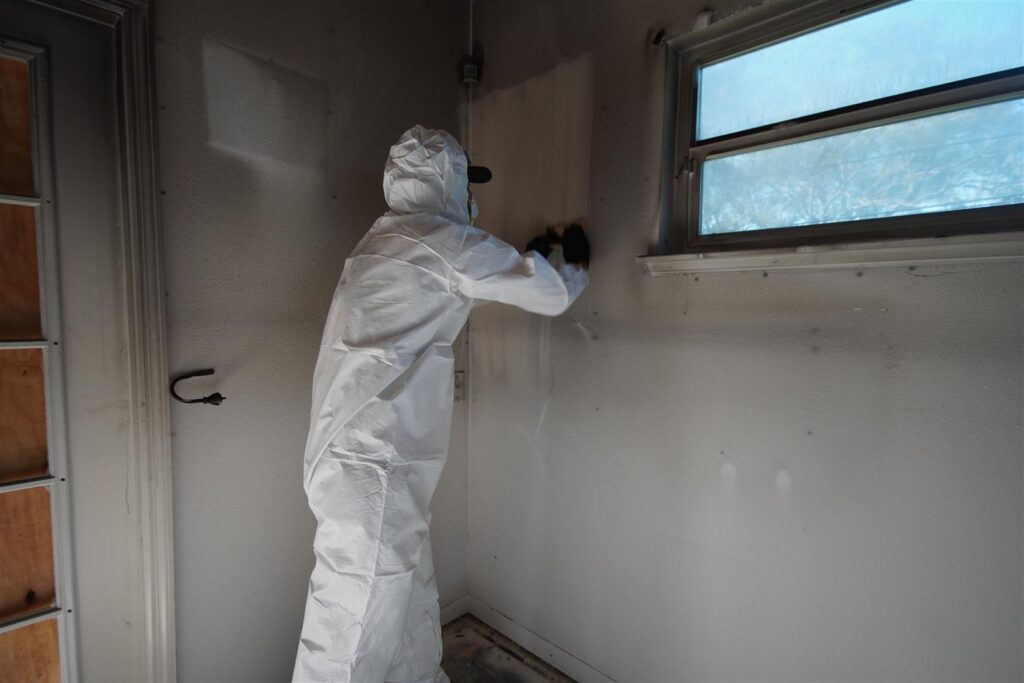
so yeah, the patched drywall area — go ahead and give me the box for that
[155,2,468,680]
[468,1,1023,682]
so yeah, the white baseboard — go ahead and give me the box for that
[439,595,472,625]
[464,596,617,683]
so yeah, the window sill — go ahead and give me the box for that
[638,232,1023,276]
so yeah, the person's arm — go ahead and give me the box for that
[449,226,588,316]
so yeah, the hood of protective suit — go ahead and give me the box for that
[383,125,471,225]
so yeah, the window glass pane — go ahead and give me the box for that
[0,55,34,196]
[697,0,1024,140]
[700,97,1024,235]
[0,487,56,623]
[0,203,42,340]
[0,349,49,485]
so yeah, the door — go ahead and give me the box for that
[0,1,173,680]
[0,39,75,683]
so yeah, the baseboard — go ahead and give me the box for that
[439,594,472,625]
[465,596,617,683]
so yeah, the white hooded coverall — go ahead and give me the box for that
[293,125,588,683]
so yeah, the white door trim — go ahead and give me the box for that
[26,1,175,680]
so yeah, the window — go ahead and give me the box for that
[661,0,1024,253]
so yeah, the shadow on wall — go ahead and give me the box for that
[203,39,328,168]
[471,54,593,248]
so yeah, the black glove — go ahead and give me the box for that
[525,226,561,259]
[561,223,590,269]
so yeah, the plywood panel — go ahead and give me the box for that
[0,488,55,620]
[0,349,48,484]
[0,56,34,197]
[0,618,60,683]
[0,203,42,341]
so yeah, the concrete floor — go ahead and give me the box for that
[441,615,574,683]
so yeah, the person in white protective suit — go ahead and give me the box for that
[293,125,589,683]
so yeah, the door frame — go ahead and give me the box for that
[25,0,175,680]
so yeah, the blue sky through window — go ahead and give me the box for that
[700,98,1024,235]
[697,0,1024,140]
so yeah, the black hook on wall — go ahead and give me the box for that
[170,369,226,406]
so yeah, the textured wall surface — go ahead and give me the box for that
[468,1,1023,681]
[154,2,468,680]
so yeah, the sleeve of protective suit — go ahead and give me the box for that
[450,226,589,316]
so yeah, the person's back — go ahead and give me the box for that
[295,125,588,683]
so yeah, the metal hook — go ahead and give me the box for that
[170,368,225,406]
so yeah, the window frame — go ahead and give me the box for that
[659,0,1024,255]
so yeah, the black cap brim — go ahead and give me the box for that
[467,165,492,184]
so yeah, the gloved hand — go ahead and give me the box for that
[525,227,560,259]
[560,223,589,270]
[525,223,589,270]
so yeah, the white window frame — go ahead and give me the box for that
[643,0,1024,273]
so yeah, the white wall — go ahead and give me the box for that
[154,2,468,680]
[468,2,1023,681]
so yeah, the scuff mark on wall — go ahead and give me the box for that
[570,318,598,341]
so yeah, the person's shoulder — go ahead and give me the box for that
[363,213,444,240]
[417,217,478,242]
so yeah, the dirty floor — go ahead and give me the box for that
[441,615,575,683]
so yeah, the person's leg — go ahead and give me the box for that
[385,534,448,683]
[293,456,404,682]
[296,349,454,682]
[294,455,446,682]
